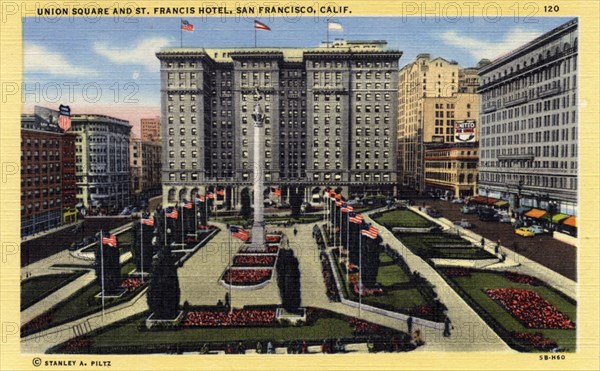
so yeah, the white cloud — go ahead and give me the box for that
[440,28,543,61]
[93,37,172,72]
[25,43,97,77]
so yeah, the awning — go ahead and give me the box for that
[563,216,577,227]
[524,208,548,219]
[470,196,487,204]
[494,200,509,208]
[485,197,499,205]
[514,207,531,214]
[551,213,569,223]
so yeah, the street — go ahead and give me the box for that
[419,198,576,281]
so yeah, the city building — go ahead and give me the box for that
[397,54,480,194]
[70,114,131,212]
[130,136,162,202]
[477,18,578,216]
[156,40,401,207]
[140,116,161,142]
[424,143,479,197]
[21,107,77,237]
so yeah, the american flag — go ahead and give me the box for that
[335,201,343,207]
[271,187,281,197]
[196,195,205,203]
[216,188,225,196]
[181,19,194,32]
[254,20,271,31]
[341,204,354,213]
[182,200,193,209]
[349,212,364,224]
[166,208,179,219]
[361,225,378,239]
[206,193,215,199]
[229,226,250,241]
[58,104,71,132]
[141,217,154,226]
[101,233,118,247]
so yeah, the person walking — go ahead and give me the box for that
[480,237,485,249]
[443,318,452,337]
[407,315,414,335]
[267,341,273,354]
[495,239,501,254]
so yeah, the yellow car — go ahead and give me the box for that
[514,227,535,237]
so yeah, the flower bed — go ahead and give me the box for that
[410,304,434,317]
[222,269,272,285]
[233,255,276,267]
[183,309,277,327]
[486,288,575,329]
[444,268,472,277]
[350,318,383,335]
[21,313,53,334]
[352,283,384,296]
[265,235,281,243]
[239,244,279,254]
[503,272,540,286]
[64,337,94,352]
[320,253,340,302]
[511,332,559,351]
[120,278,144,292]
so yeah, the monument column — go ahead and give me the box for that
[250,90,266,248]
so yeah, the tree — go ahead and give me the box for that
[240,189,252,218]
[132,222,154,276]
[289,187,304,218]
[276,249,302,313]
[147,248,181,319]
[94,233,121,294]
[360,236,382,288]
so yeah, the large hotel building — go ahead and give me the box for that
[477,18,578,215]
[397,54,480,195]
[156,40,401,207]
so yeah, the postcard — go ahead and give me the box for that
[1,0,598,370]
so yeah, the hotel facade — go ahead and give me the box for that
[156,40,401,207]
[477,18,578,215]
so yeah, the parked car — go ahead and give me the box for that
[453,219,474,228]
[451,198,465,204]
[528,225,546,235]
[498,214,512,223]
[461,205,478,214]
[478,208,499,221]
[515,227,535,237]
[440,195,450,201]
[426,208,442,218]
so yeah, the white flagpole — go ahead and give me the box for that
[100,230,105,319]
[181,205,184,246]
[346,213,349,285]
[164,209,167,246]
[339,204,342,247]
[195,201,198,236]
[140,219,144,283]
[327,20,330,48]
[228,228,232,314]
[359,229,362,317]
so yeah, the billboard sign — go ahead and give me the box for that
[455,120,476,143]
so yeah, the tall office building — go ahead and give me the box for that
[141,116,161,142]
[397,54,479,193]
[70,114,131,211]
[477,18,578,215]
[156,40,401,207]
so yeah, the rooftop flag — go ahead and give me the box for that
[328,21,343,31]
[181,19,194,32]
[254,20,271,31]
[183,200,193,209]
[58,104,71,132]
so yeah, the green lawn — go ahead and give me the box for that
[448,271,576,351]
[335,251,430,315]
[23,263,139,335]
[373,209,433,228]
[21,273,83,310]
[48,309,410,354]
[399,234,495,260]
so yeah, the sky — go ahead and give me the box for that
[23,16,572,136]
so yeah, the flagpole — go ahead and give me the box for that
[228,227,232,314]
[181,204,184,247]
[346,212,349,285]
[327,20,330,48]
[254,26,257,48]
[195,201,198,236]
[164,208,167,246]
[180,18,183,48]
[100,230,105,319]
[359,228,362,317]
[140,219,144,283]
[339,204,342,247]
